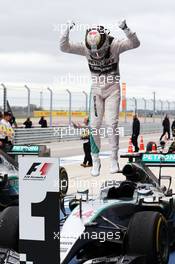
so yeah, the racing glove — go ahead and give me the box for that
[118,19,128,30]
[66,20,75,31]
[118,19,134,37]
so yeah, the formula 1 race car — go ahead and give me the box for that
[60,142,175,264]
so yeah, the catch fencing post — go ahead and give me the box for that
[24,85,31,117]
[83,91,88,115]
[142,98,147,123]
[153,91,156,123]
[1,83,7,112]
[47,87,53,127]
[166,100,170,115]
[173,102,175,116]
[132,97,137,115]
[151,99,155,123]
[40,91,43,109]
[66,89,72,126]
[159,100,163,121]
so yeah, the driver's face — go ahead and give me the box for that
[5,115,11,121]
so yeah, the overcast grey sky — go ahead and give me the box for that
[0,0,175,100]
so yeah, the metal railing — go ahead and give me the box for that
[1,84,175,127]
[14,123,163,144]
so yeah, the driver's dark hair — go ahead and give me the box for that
[4,111,12,117]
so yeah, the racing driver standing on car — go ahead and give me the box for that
[60,20,140,176]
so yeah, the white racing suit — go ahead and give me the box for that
[59,26,140,165]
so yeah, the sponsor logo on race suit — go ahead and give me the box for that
[88,57,118,74]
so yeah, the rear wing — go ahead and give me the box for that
[120,152,175,167]
[8,145,39,155]
[7,145,50,156]
[142,153,175,167]
[0,145,50,171]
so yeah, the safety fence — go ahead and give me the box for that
[14,123,163,144]
[1,84,175,127]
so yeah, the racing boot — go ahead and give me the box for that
[110,158,119,174]
[91,154,101,177]
[110,150,119,174]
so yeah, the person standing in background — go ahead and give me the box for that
[72,117,92,167]
[132,114,140,152]
[9,114,17,128]
[0,112,14,151]
[160,115,170,141]
[39,116,48,128]
[23,117,32,128]
[171,118,175,138]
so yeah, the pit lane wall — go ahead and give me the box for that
[14,122,162,144]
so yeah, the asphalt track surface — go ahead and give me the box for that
[48,133,175,264]
[48,133,160,157]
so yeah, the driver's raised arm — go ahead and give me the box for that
[59,21,86,56]
[113,19,140,54]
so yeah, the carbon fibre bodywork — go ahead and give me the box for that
[60,152,175,264]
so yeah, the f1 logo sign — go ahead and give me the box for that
[19,157,60,264]
[24,162,52,180]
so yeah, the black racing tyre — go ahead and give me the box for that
[127,211,169,264]
[0,206,19,251]
[60,166,68,196]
